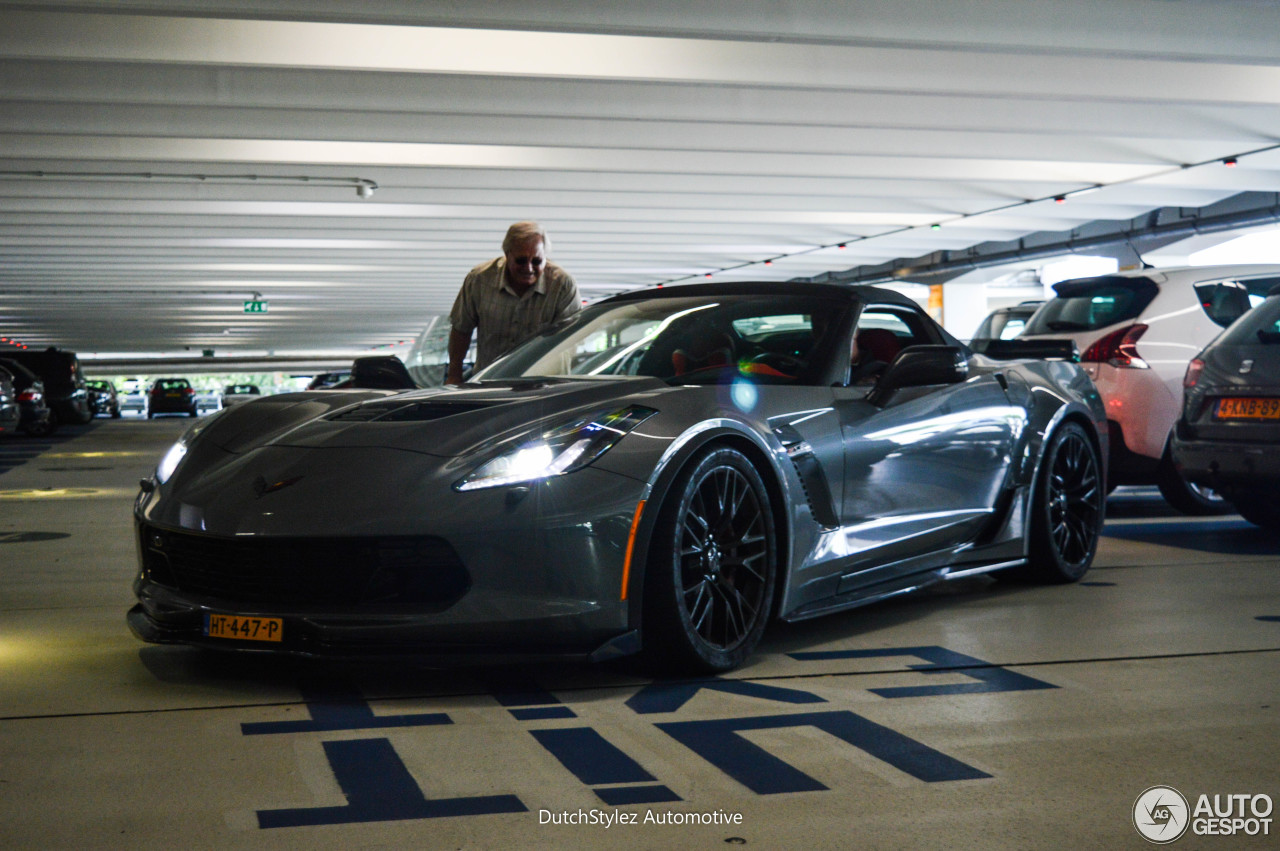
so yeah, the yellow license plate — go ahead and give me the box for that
[1216,397,1280,420]
[205,613,283,642]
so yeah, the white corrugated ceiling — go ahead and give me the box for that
[3,0,1280,357]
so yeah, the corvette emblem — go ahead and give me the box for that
[253,475,303,497]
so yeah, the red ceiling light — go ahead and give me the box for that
[837,243,847,249]
[763,259,773,266]
[1054,195,1066,204]
[1224,157,1238,167]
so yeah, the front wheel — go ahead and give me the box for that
[1016,422,1104,583]
[642,447,777,674]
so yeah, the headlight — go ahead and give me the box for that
[155,440,187,484]
[454,405,657,491]
[153,409,222,484]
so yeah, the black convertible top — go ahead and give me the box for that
[602,280,921,309]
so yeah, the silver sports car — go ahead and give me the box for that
[129,282,1107,673]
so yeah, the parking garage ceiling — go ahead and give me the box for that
[3,0,1280,360]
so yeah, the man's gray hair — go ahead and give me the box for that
[503,221,550,254]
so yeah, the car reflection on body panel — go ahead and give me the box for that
[129,282,1108,674]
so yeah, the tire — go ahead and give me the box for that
[642,447,777,674]
[1223,489,1280,531]
[1016,421,1104,583]
[146,408,154,419]
[24,416,56,438]
[1156,442,1233,516]
[111,406,121,419]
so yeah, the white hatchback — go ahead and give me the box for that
[1020,264,1280,513]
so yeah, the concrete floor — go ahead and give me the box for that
[1,418,1277,850]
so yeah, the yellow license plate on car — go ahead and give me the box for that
[205,613,283,642]
[1216,397,1280,420]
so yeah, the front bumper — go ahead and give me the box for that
[130,447,646,660]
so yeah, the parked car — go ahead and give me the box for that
[130,281,1107,673]
[0,364,20,436]
[968,300,1044,353]
[196,389,222,413]
[84,379,122,418]
[305,371,351,390]
[119,377,148,414]
[1172,284,1280,529]
[0,358,56,436]
[145,378,199,418]
[1019,264,1280,514]
[0,347,92,425]
[220,384,261,408]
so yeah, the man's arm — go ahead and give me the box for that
[446,328,472,385]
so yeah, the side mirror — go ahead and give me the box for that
[350,356,416,390]
[867,345,968,405]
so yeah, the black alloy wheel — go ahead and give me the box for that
[644,447,777,673]
[1019,422,1104,583]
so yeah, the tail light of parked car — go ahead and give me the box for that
[1183,357,1205,389]
[17,389,41,403]
[1081,323,1150,369]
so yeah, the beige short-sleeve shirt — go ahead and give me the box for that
[449,257,580,369]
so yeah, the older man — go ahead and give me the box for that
[446,221,580,385]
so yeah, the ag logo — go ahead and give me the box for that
[1134,785,1190,844]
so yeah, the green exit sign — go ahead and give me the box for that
[244,300,269,314]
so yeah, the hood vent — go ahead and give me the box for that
[328,400,497,423]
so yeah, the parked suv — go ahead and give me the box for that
[84,379,122,418]
[1172,284,1280,529]
[145,377,198,418]
[1020,264,1280,513]
[0,347,92,425]
[0,357,56,436]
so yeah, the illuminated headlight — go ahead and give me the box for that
[153,409,222,484]
[155,441,187,484]
[455,406,657,491]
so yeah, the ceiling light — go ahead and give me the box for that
[1224,157,1238,167]
[0,170,379,198]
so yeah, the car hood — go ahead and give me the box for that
[200,378,669,459]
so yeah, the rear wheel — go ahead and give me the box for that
[1016,422,1104,583]
[642,447,777,674]
[1223,489,1280,531]
[1156,442,1232,516]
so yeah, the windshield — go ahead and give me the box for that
[478,293,852,385]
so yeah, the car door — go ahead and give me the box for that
[833,304,1023,588]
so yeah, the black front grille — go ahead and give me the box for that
[139,525,470,611]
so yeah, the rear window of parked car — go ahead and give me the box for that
[155,379,191,390]
[1023,276,1159,335]
[1218,293,1280,344]
[1193,275,1280,328]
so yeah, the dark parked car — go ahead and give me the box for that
[85,379,122,418]
[0,358,56,436]
[0,347,92,425]
[130,282,1107,673]
[220,384,261,408]
[1172,284,1280,529]
[0,364,19,436]
[145,378,199,418]
[968,300,1044,353]
[305,371,351,390]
